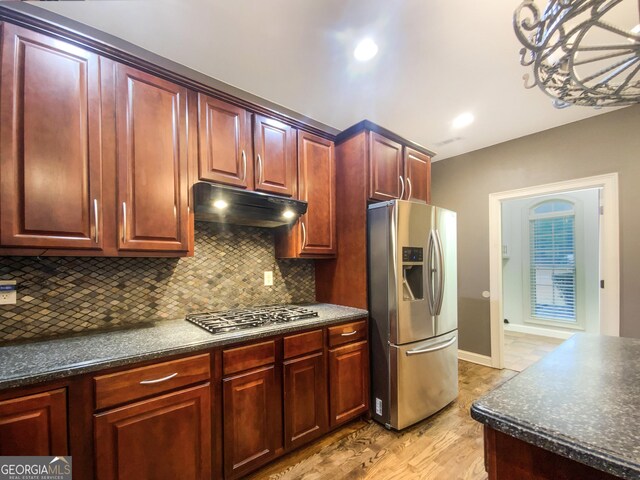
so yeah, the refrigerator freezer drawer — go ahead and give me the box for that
[389,331,458,430]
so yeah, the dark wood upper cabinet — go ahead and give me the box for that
[94,384,211,480]
[0,24,104,250]
[115,64,190,252]
[283,351,328,450]
[297,132,336,255]
[0,389,68,456]
[328,340,369,427]
[404,147,431,203]
[253,114,297,197]
[369,131,403,201]
[223,364,279,479]
[275,132,335,258]
[197,94,252,189]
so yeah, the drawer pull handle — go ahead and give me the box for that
[341,330,358,336]
[139,372,178,385]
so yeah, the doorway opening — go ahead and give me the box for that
[501,190,600,370]
[488,174,620,370]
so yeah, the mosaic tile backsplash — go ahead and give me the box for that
[0,222,315,342]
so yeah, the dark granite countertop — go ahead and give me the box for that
[471,334,640,480]
[0,303,367,390]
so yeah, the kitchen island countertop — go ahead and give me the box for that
[0,303,367,390]
[471,334,640,480]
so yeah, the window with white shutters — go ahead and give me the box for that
[529,200,576,322]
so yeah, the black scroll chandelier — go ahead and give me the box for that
[514,0,640,108]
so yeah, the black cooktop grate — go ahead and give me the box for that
[185,305,318,334]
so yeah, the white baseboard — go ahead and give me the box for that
[458,349,493,367]
[503,323,575,340]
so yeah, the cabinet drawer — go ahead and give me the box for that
[223,340,275,376]
[94,354,210,410]
[284,329,323,359]
[327,319,367,348]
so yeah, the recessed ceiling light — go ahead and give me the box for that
[282,209,295,220]
[452,112,474,129]
[354,38,378,62]
[213,199,228,210]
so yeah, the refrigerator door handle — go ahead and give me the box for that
[406,336,457,355]
[427,230,437,315]
[434,229,446,315]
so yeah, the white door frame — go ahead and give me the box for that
[488,173,620,369]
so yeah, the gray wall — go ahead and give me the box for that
[431,105,640,356]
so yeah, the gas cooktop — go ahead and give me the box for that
[185,305,319,334]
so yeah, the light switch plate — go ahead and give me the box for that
[264,271,273,286]
[0,280,17,305]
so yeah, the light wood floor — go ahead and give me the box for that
[248,361,516,480]
[503,331,565,372]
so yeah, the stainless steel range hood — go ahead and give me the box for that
[193,182,307,228]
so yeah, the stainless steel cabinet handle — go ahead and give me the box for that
[93,199,99,243]
[241,150,247,181]
[301,221,307,250]
[122,201,127,242]
[406,336,456,356]
[341,330,358,336]
[406,177,412,200]
[139,372,178,385]
[257,154,263,183]
[399,176,405,199]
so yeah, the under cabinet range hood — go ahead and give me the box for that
[193,182,307,228]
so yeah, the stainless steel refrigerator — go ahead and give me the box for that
[368,200,458,430]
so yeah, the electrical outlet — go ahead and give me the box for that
[375,398,383,416]
[0,280,17,305]
[264,271,273,286]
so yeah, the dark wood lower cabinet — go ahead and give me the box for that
[222,364,279,479]
[283,351,328,450]
[484,426,619,480]
[0,389,68,456]
[328,340,369,427]
[0,321,370,480]
[94,384,211,480]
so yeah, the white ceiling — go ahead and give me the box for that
[31,0,638,160]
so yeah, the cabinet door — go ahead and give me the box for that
[94,384,211,480]
[369,131,403,201]
[283,352,328,450]
[197,94,252,188]
[253,114,297,197]
[223,365,278,479]
[0,24,103,249]
[329,341,369,427]
[298,132,336,256]
[0,389,67,456]
[115,64,190,251]
[404,147,431,203]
